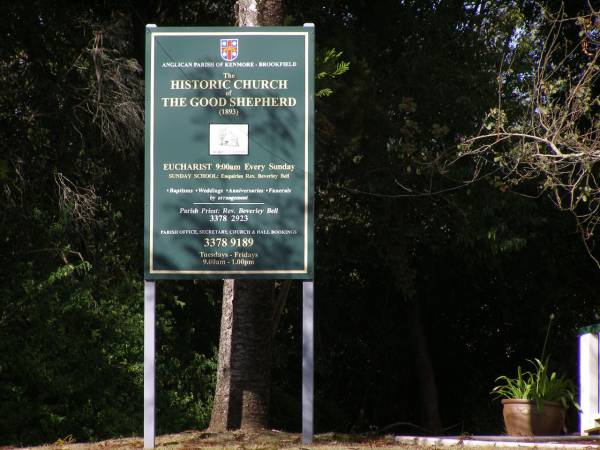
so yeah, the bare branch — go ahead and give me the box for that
[458,8,600,253]
[54,172,99,227]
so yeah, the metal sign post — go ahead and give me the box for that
[302,23,315,445]
[144,280,156,449]
[302,280,314,444]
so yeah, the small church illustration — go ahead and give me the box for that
[218,128,239,147]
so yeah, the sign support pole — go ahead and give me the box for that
[302,281,314,444]
[144,23,157,450]
[144,280,156,449]
[302,21,315,445]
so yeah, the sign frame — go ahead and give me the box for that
[144,27,315,280]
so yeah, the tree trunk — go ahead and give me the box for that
[406,299,442,434]
[209,278,290,431]
[209,0,284,432]
[236,0,283,26]
[209,280,272,430]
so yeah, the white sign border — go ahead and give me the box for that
[148,30,311,276]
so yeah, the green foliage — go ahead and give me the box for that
[460,4,600,248]
[491,315,579,411]
[316,48,350,97]
[157,350,217,432]
[491,357,578,411]
[0,1,224,445]
[0,266,144,443]
[285,0,597,435]
[154,281,221,433]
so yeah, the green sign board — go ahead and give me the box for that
[144,26,314,279]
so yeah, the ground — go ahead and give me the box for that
[0,431,393,450]
[2,431,599,450]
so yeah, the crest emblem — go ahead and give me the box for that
[220,39,239,62]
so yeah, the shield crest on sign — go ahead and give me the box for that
[220,39,239,62]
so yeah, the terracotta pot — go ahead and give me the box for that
[501,399,565,436]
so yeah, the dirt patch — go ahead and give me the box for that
[9,431,594,450]
[1,431,402,450]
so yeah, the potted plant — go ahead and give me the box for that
[491,316,579,436]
